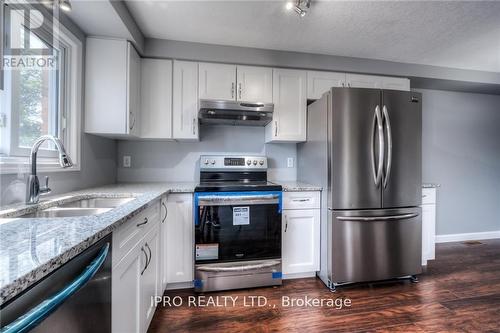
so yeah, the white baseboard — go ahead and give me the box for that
[435,230,500,243]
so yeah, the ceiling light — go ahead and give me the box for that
[285,2,294,10]
[286,0,311,18]
[59,0,72,12]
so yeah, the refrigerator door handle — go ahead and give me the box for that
[337,213,418,222]
[371,105,384,187]
[382,105,393,188]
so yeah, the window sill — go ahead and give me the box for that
[0,156,80,175]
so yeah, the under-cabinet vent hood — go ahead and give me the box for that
[198,100,274,126]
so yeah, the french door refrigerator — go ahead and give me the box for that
[297,87,422,290]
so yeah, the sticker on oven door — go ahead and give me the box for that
[233,206,250,225]
[196,244,218,260]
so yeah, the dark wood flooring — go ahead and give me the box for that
[149,239,500,332]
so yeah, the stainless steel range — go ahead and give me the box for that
[194,155,283,292]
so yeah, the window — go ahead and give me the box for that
[0,3,82,174]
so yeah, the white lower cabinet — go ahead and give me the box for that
[140,227,161,332]
[282,192,321,277]
[422,188,437,265]
[165,193,194,286]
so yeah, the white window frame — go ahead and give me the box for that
[0,4,82,175]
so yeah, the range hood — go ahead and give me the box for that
[198,100,274,126]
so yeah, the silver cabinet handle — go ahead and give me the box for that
[382,105,392,189]
[140,246,148,275]
[192,117,196,135]
[136,217,148,227]
[341,82,345,87]
[161,202,168,223]
[238,83,242,100]
[145,242,152,269]
[371,105,384,187]
[274,120,278,137]
[284,214,288,233]
[348,82,351,87]
[129,110,135,131]
[337,213,418,222]
[292,198,310,202]
[231,82,235,99]
[1,243,110,333]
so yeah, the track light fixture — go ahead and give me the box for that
[285,0,311,18]
[59,0,72,12]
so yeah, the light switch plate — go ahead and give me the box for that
[123,155,131,168]
[287,157,294,168]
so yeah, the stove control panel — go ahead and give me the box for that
[200,155,267,170]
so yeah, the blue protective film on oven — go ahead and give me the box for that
[193,191,283,226]
[272,272,283,279]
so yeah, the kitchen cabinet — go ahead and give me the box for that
[422,188,437,265]
[266,68,307,142]
[345,73,410,91]
[173,60,199,140]
[165,193,194,287]
[112,203,161,333]
[307,71,346,99]
[236,65,273,103]
[85,38,141,138]
[199,62,237,100]
[140,58,173,139]
[282,191,321,277]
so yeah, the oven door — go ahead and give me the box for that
[194,191,282,264]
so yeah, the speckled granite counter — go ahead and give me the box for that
[271,181,322,192]
[0,182,196,305]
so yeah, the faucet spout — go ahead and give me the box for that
[26,135,74,204]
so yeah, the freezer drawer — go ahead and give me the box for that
[330,207,421,284]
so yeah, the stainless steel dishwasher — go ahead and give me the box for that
[0,235,112,333]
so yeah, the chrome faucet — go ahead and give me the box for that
[26,135,73,204]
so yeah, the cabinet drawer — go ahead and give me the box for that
[113,202,160,266]
[422,188,436,205]
[283,191,320,210]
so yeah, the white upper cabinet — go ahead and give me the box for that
[266,68,307,143]
[307,71,346,99]
[345,73,410,91]
[198,63,237,100]
[173,60,199,140]
[85,38,141,137]
[236,65,273,103]
[140,59,173,139]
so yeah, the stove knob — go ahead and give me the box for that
[253,160,257,165]
[259,160,264,166]
[204,159,209,165]
[211,160,216,165]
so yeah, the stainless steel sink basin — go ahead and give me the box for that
[58,197,135,209]
[20,207,112,218]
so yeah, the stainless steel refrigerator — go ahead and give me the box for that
[298,88,422,290]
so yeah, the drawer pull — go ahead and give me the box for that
[137,217,149,227]
[292,198,310,202]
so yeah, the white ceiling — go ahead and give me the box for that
[125,0,500,73]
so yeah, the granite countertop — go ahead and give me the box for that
[0,182,196,306]
[272,181,322,192]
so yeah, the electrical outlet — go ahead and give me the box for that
[287,157,294,168]
[123,155,131,168]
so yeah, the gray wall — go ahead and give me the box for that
[0,12,117,206]
[117,125,296,183]
[419,89,500,235]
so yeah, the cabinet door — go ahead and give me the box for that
[266,68,307,142]
[112,244,142,333]
[140,59,173,139]
[141,227,161,333]
[282,209,320,274]
[199,62,236,100]
[173,61,199,140]
[422,204,436,265]
[345,73,382,89]
[307,71,346,99]
[236,66,273,103]
[380,77,410,91]
[127,43,141,137]
[166,194,194,284]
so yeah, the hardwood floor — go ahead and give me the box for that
[149,239,500,332]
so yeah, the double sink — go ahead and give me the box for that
[19,197,136,218]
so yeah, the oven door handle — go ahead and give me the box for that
[197,194,280,206]
[196,260,281,272]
